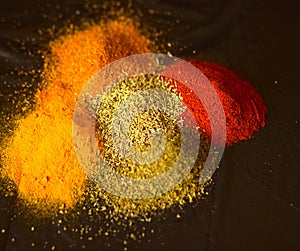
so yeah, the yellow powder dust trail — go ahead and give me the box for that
[0,19,151,208]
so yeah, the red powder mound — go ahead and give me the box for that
[163,60,267,145]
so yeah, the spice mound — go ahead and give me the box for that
[163,60,267,145]
[0,19,151,208]
[80,74,211,217]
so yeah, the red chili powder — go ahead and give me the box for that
[163,60,267,145]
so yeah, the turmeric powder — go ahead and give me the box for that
[0,19,151,208]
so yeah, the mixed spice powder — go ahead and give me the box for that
[0,18,212,218]
[0,11,267,249]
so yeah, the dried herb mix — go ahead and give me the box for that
[81,74,211,217]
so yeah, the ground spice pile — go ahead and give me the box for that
[163,60,267,145]
[0,19,151,208]
[81,74,211,217]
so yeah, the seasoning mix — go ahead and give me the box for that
[0,8,267,250]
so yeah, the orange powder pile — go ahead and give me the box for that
[0,19,151,208]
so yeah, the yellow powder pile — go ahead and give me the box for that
[0,19,151,208]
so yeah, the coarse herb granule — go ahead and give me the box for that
[81,74,211,217]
